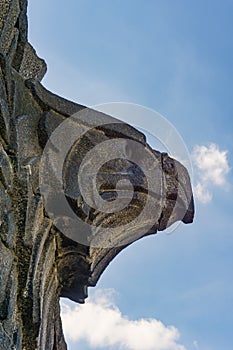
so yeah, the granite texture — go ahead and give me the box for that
[0,1,194,349]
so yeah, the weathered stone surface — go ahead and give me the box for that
[0,1,194,349]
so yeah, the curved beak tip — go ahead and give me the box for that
[182,197,195,224]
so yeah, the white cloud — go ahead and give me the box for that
[192,143,230,204]
[194,183,212,205]
[193,340,200,349]
[61,289,186,350]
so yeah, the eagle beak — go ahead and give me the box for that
[158,153,195,231]
[182,194,195,224]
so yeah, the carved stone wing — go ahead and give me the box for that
[0,0,46,80]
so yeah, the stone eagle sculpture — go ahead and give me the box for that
[0,1,194,349]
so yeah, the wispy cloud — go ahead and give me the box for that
[193,340,200,349]
[61,289,186,350]
[192,143,230,204]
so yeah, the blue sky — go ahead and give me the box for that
[28,1,233,349]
